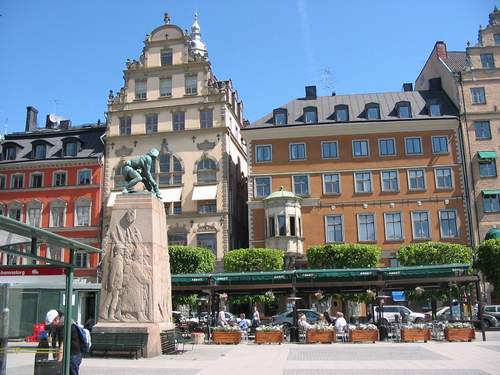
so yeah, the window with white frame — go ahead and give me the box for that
[268,216,275,237]
[47,246,63,261]
[321,141,338,159]
[8,203,22,221]
[161,48,173,66]
[483,193,500,213]
[303,107,317,123]
[26,201,42,227]
[277,215,286,236]
[78,170,91,185]
[168,232,187,245]
[160,78,172,97]
[381,170,399,192]
[200,109,213,128]
[50,201,66,227]
[479,160,497,178]
[11,174,24,189]
[185,75,197,95]
[254,177,271,198]
[53,171,67,187]
[0,175,5,189]
[255,145,272,162]
[325,215,343,242]
[408,169,425,190]
[439,210,458,238]
[353,140,369,157]
[323,173,340,194]
[159,153,183,185]
[273,109,287,125]
[432,136,449,154]
[412,211,430,239]
[197,158,217,183]
[119,116,132,136]
[379,138,396,156]
[173,111,185,131]
[197,200,217,214]
[74,252,88,268]
[3,146,16,160]
[358,214,375,241]
[397,102,411,118]
[33,143,46,159]
[30,173,43,188]
[293,175,309,195]
[474,121,491,140]
[64,141,77,157]
[366,104,380,120]
[471,87,486,104]
[435,168,453,189]
[135,80,147,100]
[405,137,422,155]
[289,143,306,160]
[354,172,372,193]
[334,105,349,122]
[197,233,217,255]
[481,54,495,69]
[384,212,403,241]
[145,114,158,134]
[429,103,441,116]
[75,199,91,226]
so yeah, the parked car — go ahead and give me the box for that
[435,306,498,328]
[272,309,321,326]
[484,305,500,320]
[373,305,426,323]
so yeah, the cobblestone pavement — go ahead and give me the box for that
[6,331,500,375]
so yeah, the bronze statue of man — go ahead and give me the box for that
[122,148,161,199]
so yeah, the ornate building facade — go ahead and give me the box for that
[416,8,500,245]
[104,14,248,260]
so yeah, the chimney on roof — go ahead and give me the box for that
[402,83,413,92]
[46,114,56,129]
[435,41,448,60]
[331,91,336,96]
[305,85,317,100]
[59,120,71,130]
[25,106,38,132]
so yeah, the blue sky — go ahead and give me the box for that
[0,0,495,132]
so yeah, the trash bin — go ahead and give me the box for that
[34,360,62,375]
[378,324,389,341]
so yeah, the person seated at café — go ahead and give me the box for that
[334,312,347,332]
[323,311,333,325]
[298,313,312,330]
[238,313,249,338]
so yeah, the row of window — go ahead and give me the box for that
[164,200,218,216]
[256,136,451,163]
[254,167,457,198]
[272,101,442,126]
[2,199,92,227]
[2,245,89,267]
[265,210,460,242]
[134,75,197,101]
[119,109,213,135]
[0,169,92,190]
[168,232,217,255]
[2,140,79,161]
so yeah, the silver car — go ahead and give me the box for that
[272,309,321,326]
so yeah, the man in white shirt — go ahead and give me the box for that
[334,312,347,332]
[217,306,228,327]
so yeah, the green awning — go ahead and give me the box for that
[295,268,378,281]
[482,189,500,195]
[382,264,469,279]
[172,274,211,287]
[478,151,497,159]
[213,271,293,285]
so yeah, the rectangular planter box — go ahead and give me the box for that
[306,330,335,344]
[349,329,378,343]
[212,331,241,344]
[444,328,475,342]
[255,331,283,344]
[401,328,430,343]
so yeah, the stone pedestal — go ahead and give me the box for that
[96,193,173,357]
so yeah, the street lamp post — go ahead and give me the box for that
[288,296,302,343]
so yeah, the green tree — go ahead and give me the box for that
[477,239,500,298]
[223,248,284,272]
[306,243,381,269]
[397,242,473,266]
[169,245,216,275]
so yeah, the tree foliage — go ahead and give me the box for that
[223,248,284,272]
[169,245,215,274]
[397,242,473,266]
[477,239,500,297]
[306,243,381,269]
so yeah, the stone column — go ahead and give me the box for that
[95,192,173,357]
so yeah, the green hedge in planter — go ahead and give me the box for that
[223,248,284,272]
[477,239,500,297]
[307,243,381,269]
[397,242,473,266]
[169,245,216,274]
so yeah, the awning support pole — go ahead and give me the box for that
[62,249,74,375]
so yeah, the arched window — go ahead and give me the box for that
[159,153,183,185]
[50,199,66,227]
[197,157,217,183]
[7,201,23,222]
[26,200,42,227]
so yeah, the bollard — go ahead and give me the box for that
[0,308,9,375]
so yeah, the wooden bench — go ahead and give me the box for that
[90,332,148,359]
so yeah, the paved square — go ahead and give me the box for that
[284,370,489,375]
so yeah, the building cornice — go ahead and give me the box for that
[242,118,459,141]
[106,125,226,141]
[0,184,101,194]
[0,158,100,170]
[123,61,210,79]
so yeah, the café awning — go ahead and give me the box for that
[478,151,497,159]
[160,187,182,203]
[482,189,500,195]
[192,185,217,201]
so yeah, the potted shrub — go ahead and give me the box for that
[212,326,242,344]
[401,323,431,343]
[306,325,335,344]
[444,322,475,342]
[348,324,379,343]
[255,325,283,344]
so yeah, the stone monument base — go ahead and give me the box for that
[93,321,174,358]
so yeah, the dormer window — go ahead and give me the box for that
[303,107,317,124]
[135,80,147,100]
[3,146,17,160]
[185,75,197,95]
[33,143,46,159]
[366,103,380,120]
[334,105,349,122]
[64,142,77,157]
[429,102,441,116]
[396,102,412,118]
[161,48,173,66]
[273,109,287,125]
